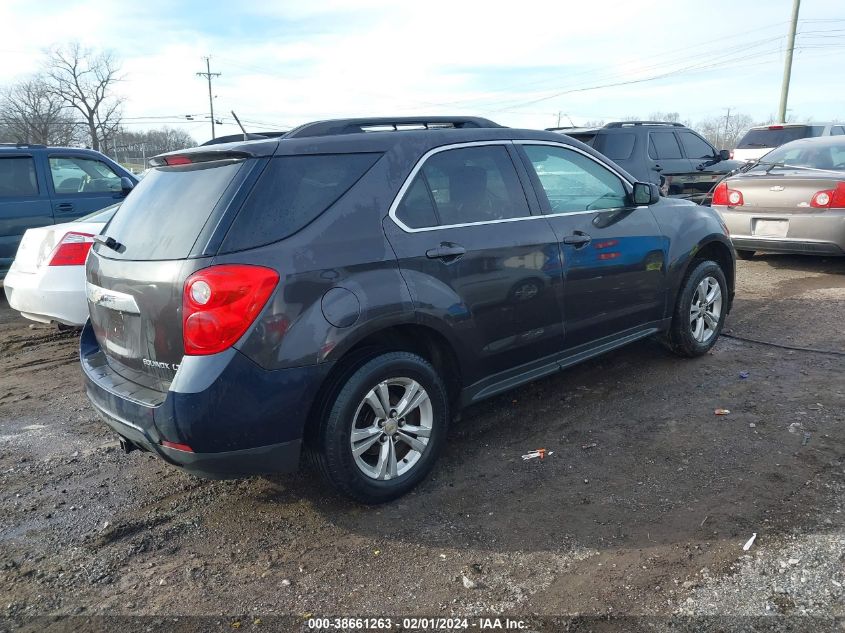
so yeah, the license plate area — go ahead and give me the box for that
[752,219,789,237]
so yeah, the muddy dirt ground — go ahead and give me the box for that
[1,255,844,632]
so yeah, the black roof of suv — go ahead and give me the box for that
[548,121,744,203]
[81,116,735,503]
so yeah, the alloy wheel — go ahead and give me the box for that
[689,276,722,343]
[350,377,433,480]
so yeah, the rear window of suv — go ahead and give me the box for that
[737,126,825,149]
[101,159,245,260]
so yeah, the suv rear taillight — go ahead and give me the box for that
[183,264,279,356]
[712,182,744,206]
[810,182,845,209]
[48,232,94,266]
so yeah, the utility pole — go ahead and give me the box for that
[722,107,732,149]
[196,57,221,140]
[778,0,801,123]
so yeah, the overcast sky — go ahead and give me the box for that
[1,0,843,143]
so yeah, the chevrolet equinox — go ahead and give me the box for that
[81,117,735,503]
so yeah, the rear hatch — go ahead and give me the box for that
[727,172,843,212]
[86,150,266,393]
[735,125,825,159]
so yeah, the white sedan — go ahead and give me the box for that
[3,205,117,327]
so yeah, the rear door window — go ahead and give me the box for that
[49,156,121,194]
[648,132,682,159]
[0,157,38,197]
[678,131,715,159]
[101,159,246,260]
[221,153,381,252]
[831,126,845,136]
[417,145,529,226]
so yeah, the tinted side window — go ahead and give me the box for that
[808,126,826,137]
[649,132,682,159]
[418,145,529,225]
[831,126,845,136]
[596,133,635,160]
[523,145,628,213]
[49,156,121,193]
[678,132,715,159]
[0,157,38,197]
[223,153,381,251]
[395,175,438,229]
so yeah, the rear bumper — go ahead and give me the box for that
[717,208,845,256]
[3,266,90,325]
[80,321,332,478]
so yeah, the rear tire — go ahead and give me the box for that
[665,260,727,358]
[311,351,448,504]
[735,249,755,260]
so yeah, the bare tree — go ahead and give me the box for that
[0,76,83,145]
[44,42,123,151]
[110,126,197,170]
[694,113,754,149]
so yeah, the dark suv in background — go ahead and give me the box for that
[549,121,743,204]
[81,116,734,503]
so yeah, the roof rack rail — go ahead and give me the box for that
[0,142,47,148]
[283,116,502,139]
[604,121,684,128]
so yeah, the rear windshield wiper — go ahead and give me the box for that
[93,235,123,252]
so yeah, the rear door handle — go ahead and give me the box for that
[562,232,592,247]
[55,203,74,212]
[426,243,466,261]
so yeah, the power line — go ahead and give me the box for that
[479,39,840,115]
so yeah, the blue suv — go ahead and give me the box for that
[0,144,137,277]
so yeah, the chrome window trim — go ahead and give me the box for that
[388,139,638,233]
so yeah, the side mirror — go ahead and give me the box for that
[120,176,135,196]
[632,181,660,205]
[719,149,731,161]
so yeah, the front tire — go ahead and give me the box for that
[312,351,449,504]
[665,260,728,357]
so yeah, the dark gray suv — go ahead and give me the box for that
[549,121,744,204]
[81,117,735,503]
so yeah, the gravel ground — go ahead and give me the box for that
[1,254,844,632]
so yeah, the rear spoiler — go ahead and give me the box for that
[149,151,253,167]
